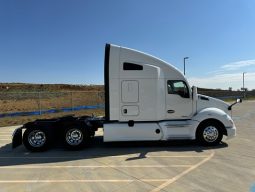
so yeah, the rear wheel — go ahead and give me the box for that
[63,127,90,150]
[196,121,223,146]
[23,128,52,152]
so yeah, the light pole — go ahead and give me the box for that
[243,72,246,98]
[184,57,189,75]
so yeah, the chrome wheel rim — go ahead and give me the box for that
[28,130,46,147]
[203,126,219,142]
[66,129,83,146]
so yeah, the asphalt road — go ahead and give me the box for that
[0,101,254,192]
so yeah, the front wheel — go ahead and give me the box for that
[196,121,223,146]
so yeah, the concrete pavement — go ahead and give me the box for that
[0,101,254,192]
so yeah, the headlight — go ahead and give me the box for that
[226,115,234,125]
[229,119,234,125]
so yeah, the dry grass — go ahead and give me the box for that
[0,92,104,113]
[0,83,105,127]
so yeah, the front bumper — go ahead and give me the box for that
[226,124,236,140]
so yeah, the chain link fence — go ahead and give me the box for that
[0,91,104,115]
[1,89,254,117]
[198,90,255,99]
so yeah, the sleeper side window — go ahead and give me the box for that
[167,80,190,98]
[123,63,143,70]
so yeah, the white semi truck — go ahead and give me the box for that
[12,44,241,151]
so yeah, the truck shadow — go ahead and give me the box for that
[0,135,228,166]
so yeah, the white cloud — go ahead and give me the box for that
[206,59,255,75]
[196,59,255,90]
[188,72,255,90]
[221,59,255,71]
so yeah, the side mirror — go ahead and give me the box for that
[228,98,242,110]
[236,98,242,103]
[192,86,198,100]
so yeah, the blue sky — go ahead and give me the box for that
[0,0,255,90]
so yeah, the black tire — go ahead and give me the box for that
[63,126,90,150]
[196,121,223,146]
[23,128,52,152]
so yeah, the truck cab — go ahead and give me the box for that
[103,44,238,145]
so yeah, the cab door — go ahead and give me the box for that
[165,80,193,119]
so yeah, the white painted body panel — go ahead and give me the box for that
[159,120,199,140]
[103,121,198,142]
[197,94,230,116]
[165,94,193,119]
[103,123,162,142]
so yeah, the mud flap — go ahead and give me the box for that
[12,127,23,148]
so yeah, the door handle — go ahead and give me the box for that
[167,110,175,113]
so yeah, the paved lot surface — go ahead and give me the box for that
[0,101,255,192]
